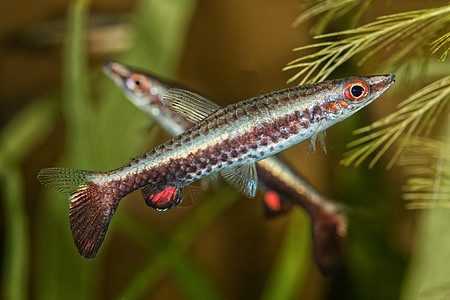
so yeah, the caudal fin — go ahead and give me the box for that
[38,168,119,258]
[311,211,347,275]
[261,190,347,274]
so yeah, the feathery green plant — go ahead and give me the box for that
[400,128,450,300]
[286,3,450,189]
[285,5,450,85]
[431,32,450,62]
[397,137,450,209]
[342,75,450,169]
[293,0,371,35]
[286,2,450,299]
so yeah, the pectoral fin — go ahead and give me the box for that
[221,163,258,198]
[308,130,327,154]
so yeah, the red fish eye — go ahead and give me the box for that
[126,74,150,91]
[343,79,369,103]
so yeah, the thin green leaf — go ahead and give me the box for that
[293,0,368,35]
[293,0,357,27]
[430,31,450,61]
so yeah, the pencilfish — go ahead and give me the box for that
[38,71,395,259]
[103,61,348,273]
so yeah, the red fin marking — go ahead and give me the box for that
[262,190,293,218]
[265,191,281,211]
[38,168,120,259]
[141,184,183,211]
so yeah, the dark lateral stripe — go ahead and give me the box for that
[110,104,320,192]
[108,80,348,192]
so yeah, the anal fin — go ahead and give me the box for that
[141,184,183,211]
[220,163,258,198]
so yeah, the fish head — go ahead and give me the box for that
[319,74,395,122]
[343,74,395,104]
[102,61,170,107]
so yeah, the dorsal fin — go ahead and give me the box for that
[163,88,221,123]
[141,184,183,211]
[220,163,258,198]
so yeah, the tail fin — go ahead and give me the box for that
[310,211,347,275]
[261,190,347,274]
[38,168,119,258]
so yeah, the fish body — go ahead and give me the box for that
[103,61,349,273]
[98,74,394,198]
[103,61,325,212]
[38,70,394,259]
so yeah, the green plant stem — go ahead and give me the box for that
[0,94,55,300]
[36,1,98,300]
[1,165,28,300]
[63,0,94,168]
[116,212,222,300]
[0,99,55,171]
[260,212,310,300]
[118,187,236,299]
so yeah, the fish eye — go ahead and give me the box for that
[351,85,364,97]
[126,74,150,91]
[343,79,370,103]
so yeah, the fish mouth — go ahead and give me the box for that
[388,73,395,83]
[369,74,395,94]
[102,60,130,85]
[382,73,395,86]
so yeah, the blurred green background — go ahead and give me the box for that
[1,0,449,299]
